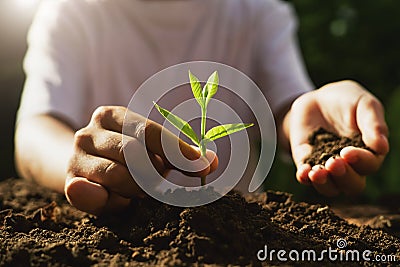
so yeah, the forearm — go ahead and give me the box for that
[15,114,75,193]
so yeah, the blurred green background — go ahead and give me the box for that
[0,0,399,203]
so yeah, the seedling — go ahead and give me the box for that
[154,70,253,186]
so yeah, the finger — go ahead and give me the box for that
[65,177,109,215]
[124,137,210,178]
[288,95,324,167]
[69,153,143,198]
[206,149,219,173]
[356,95,389,155]
[190,146,219,173]
[75,127,169,177]
[142,121,210,174]
[296,164,312,185]
[149,153,169,177]
[65,177,134,215]
[74,127,127,165]
[324,157,346,177]
[308,165,329,185]
[89,106,127,132]
[340,146,385,175]
[308,165,341,197]
[291,131,314,185]
[90,106,201,161]
[90,106,210,174]
[328,159,366,195]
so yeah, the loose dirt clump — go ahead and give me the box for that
[304,127,372,166]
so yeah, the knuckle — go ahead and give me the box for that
[291,95,303,110]
[359,96,388,135]
[103,162,124,180]
[74,128,93,148]
[362,95,383,110]
[136,121,151,143]
[66,152,83,177]
[117,139,128,160]
[91,106,114,126]
[339,79,361,88]
[291,92,314,112]
[320,80,363,95]
[374,124,389,136]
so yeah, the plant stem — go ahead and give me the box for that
[200,106,207,186]
[200,175,206,186]
[200,107,207,154]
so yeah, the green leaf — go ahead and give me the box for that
[204,71,219,106]
[205,123,254,141]
[188,70,204,108]
[153,102,200,145]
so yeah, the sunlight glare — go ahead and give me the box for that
[15,0,40,10]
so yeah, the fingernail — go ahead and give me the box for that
[298,164,309,172]
[310,165,327,184]
[325,157,335,167]
[312,165,323,171]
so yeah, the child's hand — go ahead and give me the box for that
[288,80,389,196]
[64,106,217,215]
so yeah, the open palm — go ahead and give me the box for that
[288,80,389,196]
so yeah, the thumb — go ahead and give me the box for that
[206,149,219,173]
[65,177,108,215]
[356,95,389,155]
[190,146,219,174]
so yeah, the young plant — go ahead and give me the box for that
[154,70,253,186]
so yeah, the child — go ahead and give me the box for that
[15,0,388,215]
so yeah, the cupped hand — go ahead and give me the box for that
[65,106,218,215]
[289,80,389,196]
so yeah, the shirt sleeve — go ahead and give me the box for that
[254,0,314,118]
[17,0,88,129]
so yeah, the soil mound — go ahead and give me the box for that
[0,178,399,266]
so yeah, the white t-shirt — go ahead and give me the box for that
[18,0,313,190]
[18,0,312,127]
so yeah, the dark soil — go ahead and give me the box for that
[0,178,399,266]
[304,127,372,166]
